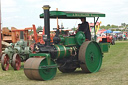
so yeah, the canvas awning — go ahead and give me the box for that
[40,11,105,19]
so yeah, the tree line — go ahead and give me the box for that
[100,23,128,30]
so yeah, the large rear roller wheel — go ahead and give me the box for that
[12,53,21,70]
[1,54,10,71]
[24,58,57,80]
[58,67,76,73]
[79,41,102,73]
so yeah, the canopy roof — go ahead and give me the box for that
[40,11,105,19]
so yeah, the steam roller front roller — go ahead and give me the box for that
[79,41,102,73]
[24,58,57,80]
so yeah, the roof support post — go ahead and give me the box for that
[94,17,99,41]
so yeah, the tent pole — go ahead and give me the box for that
[94,17,99,41]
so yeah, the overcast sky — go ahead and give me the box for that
[1,0,128,29]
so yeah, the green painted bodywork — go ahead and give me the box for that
[4,39,30,63]
[59,35,65,43]
[4,44,15,62]
[38,64,57,69]
[29,53,51,65]
[64,37,76,46]
[40,11,105,19]
[75,31,85,45]
[59,31,85,46]
[29,53,50,57]
[38,58,57,80]
[54,45,72,58]
[99,43,110,53]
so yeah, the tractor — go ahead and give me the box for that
[1,25,38,71]
[24,5,109,80]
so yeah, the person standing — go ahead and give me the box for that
[78,17,91,41]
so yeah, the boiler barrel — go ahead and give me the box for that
[54,45,74,58]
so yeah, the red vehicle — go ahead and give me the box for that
[97,34,115,45]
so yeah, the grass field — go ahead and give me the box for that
[0,41,128,85]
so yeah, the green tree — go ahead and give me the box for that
[29,26,43,35]
[111,25,118,28]
[126,24,128,27]
[121,23,126,27]
[100,25,106,29]
[116,29,121,31]
[107,24,110,26]
[36,26,43,33]
[111,29,116,31]
[72,27,77,31]
[105,25,111,29]
[119,26,123,28]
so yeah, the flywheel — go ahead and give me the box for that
[78,41,102,73]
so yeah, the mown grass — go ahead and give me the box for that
[0,41,128,85]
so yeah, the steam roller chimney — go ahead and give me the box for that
[42,5,51,46]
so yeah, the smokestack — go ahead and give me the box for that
[20,31,24,39]
[42,5,51,46]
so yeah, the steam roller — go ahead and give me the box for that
[24,5,109,80]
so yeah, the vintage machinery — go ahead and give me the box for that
[97,35,115,45]
[24,5,109,80]
[2,25,37,43]
[1,31,31,71]
[1,25,45,71]
[2,27,16,43]
[11,25,38,43]
[1,25,36,54]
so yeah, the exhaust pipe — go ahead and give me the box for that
[42,5,51,46]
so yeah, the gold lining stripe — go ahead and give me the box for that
[70,47,73,55]
[42,7,50,10]
[55,45,60,58]
[62,45,66,57]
